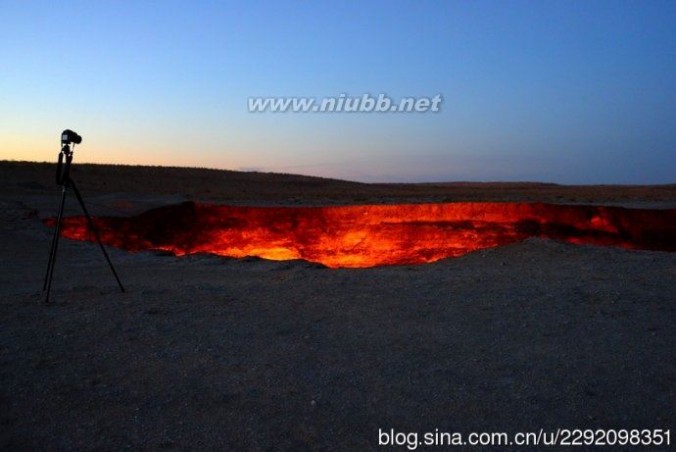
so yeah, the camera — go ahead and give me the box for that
[61,129,82,145]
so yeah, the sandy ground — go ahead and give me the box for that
[1,162,675,450]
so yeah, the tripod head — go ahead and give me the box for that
[56,130,81,186]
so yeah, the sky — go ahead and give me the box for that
[1,0,675,183]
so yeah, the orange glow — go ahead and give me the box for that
[47,202,676,268]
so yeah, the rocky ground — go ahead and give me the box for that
[1,162,674,450]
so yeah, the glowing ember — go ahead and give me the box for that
[46,202,676,268]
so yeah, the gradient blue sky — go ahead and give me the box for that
[2,0,675,183]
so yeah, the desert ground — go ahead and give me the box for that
[1,161,675,450]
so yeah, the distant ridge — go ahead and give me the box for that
[2,160,674,205]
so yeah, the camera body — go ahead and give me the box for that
[61,129,82,145]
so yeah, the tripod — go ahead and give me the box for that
[43,138,125,303]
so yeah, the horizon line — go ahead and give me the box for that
[2,159,675,188]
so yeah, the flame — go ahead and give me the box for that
[46,202,676,268]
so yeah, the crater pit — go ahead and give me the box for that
[47,202,676,268]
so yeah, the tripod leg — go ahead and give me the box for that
[43,186,68,303]
[70,181,125,293]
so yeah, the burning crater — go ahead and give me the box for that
[48,202,675,268]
